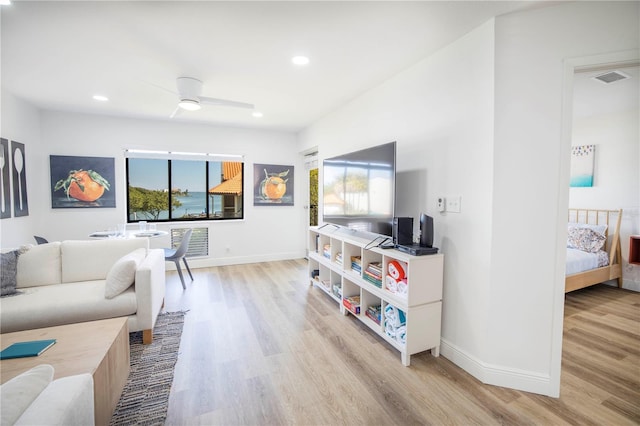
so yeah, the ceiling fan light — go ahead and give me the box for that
[292,56,310,66]
[178,99,201,111]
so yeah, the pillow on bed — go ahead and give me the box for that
[568,222,607,235]
[567,227,606,253]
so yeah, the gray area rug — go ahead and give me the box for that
[110,311,186,426]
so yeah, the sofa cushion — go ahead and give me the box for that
[0,364,54,425]
[0,281,137,334]
[15,373,94,426]
[105,248,147,299]
[1,250,19,296]
[61,238,149,283]
[16,242,62,288]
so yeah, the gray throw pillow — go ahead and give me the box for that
[1,250,19,297]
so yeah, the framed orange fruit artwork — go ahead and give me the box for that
[253,163,294,206]
[50,155,116,208]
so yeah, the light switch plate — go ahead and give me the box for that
[446,196,461,213]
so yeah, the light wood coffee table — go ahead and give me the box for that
[0,318,130,426]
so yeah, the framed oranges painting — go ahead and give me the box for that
[50,155,116,208]
[253,163,294,206]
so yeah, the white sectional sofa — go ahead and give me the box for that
[0,238,165,344]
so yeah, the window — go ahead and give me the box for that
[126,157,244,223]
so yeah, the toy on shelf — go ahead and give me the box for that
[343,295,361,315]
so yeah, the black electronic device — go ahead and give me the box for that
[393,217,413,246]
[396,244,439,256]
[395,212,438,255]
[419,213,434,248]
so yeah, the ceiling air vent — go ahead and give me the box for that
[592,70,630,84]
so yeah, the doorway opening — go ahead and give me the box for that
[303,150,319,257]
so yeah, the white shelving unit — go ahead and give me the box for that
[308,226,444,366]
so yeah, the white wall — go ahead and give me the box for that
[0,92,41,245]
[1,108,306,266]
[299,18,497,384]
[490,1,638,395]
[299,1,639,397]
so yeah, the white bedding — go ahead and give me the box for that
[566,248,609,275]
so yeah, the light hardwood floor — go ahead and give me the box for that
[163,259,639,425]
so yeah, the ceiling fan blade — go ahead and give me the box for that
[169,105,183,119]
[199,96,254,109]
[144,79,178,96]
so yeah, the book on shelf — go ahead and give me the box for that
[366,261,382,273]
[0,339,56,360]
[363,272,382,288]
[365,264,382,285]
[332,283,342,298]
[365,304,382,325]
[364,267,382,278]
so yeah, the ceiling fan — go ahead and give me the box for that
[170,77,255,118]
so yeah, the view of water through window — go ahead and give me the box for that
[127,157,243,222]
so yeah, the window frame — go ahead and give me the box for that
[125,157,244,223]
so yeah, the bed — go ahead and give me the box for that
[565,208,623,293]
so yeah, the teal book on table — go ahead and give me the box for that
[0,339,56,360]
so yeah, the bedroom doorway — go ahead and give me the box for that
[565,57,639,284]
[556,49,639,396]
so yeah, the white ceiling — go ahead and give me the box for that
[573,65,639,119]
[2,1,549,132]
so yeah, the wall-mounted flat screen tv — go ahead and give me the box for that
[322,141,396,236]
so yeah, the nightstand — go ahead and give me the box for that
[630,236,640,265]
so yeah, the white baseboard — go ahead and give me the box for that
[165,251,305,270]
[622,278,640,292]
[440,338,557,397]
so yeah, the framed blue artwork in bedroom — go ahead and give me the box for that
[569,145,595,187]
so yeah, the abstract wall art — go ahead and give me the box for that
[570,145,595,188]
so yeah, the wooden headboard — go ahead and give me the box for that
[568,208,622,262]
[566,208,623,292]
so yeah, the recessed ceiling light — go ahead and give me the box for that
[92,95,109,102]
[252,111,263,118]
[0,0,12,6]
[292,56,310,66]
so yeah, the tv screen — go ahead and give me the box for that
[322,141,396,236]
